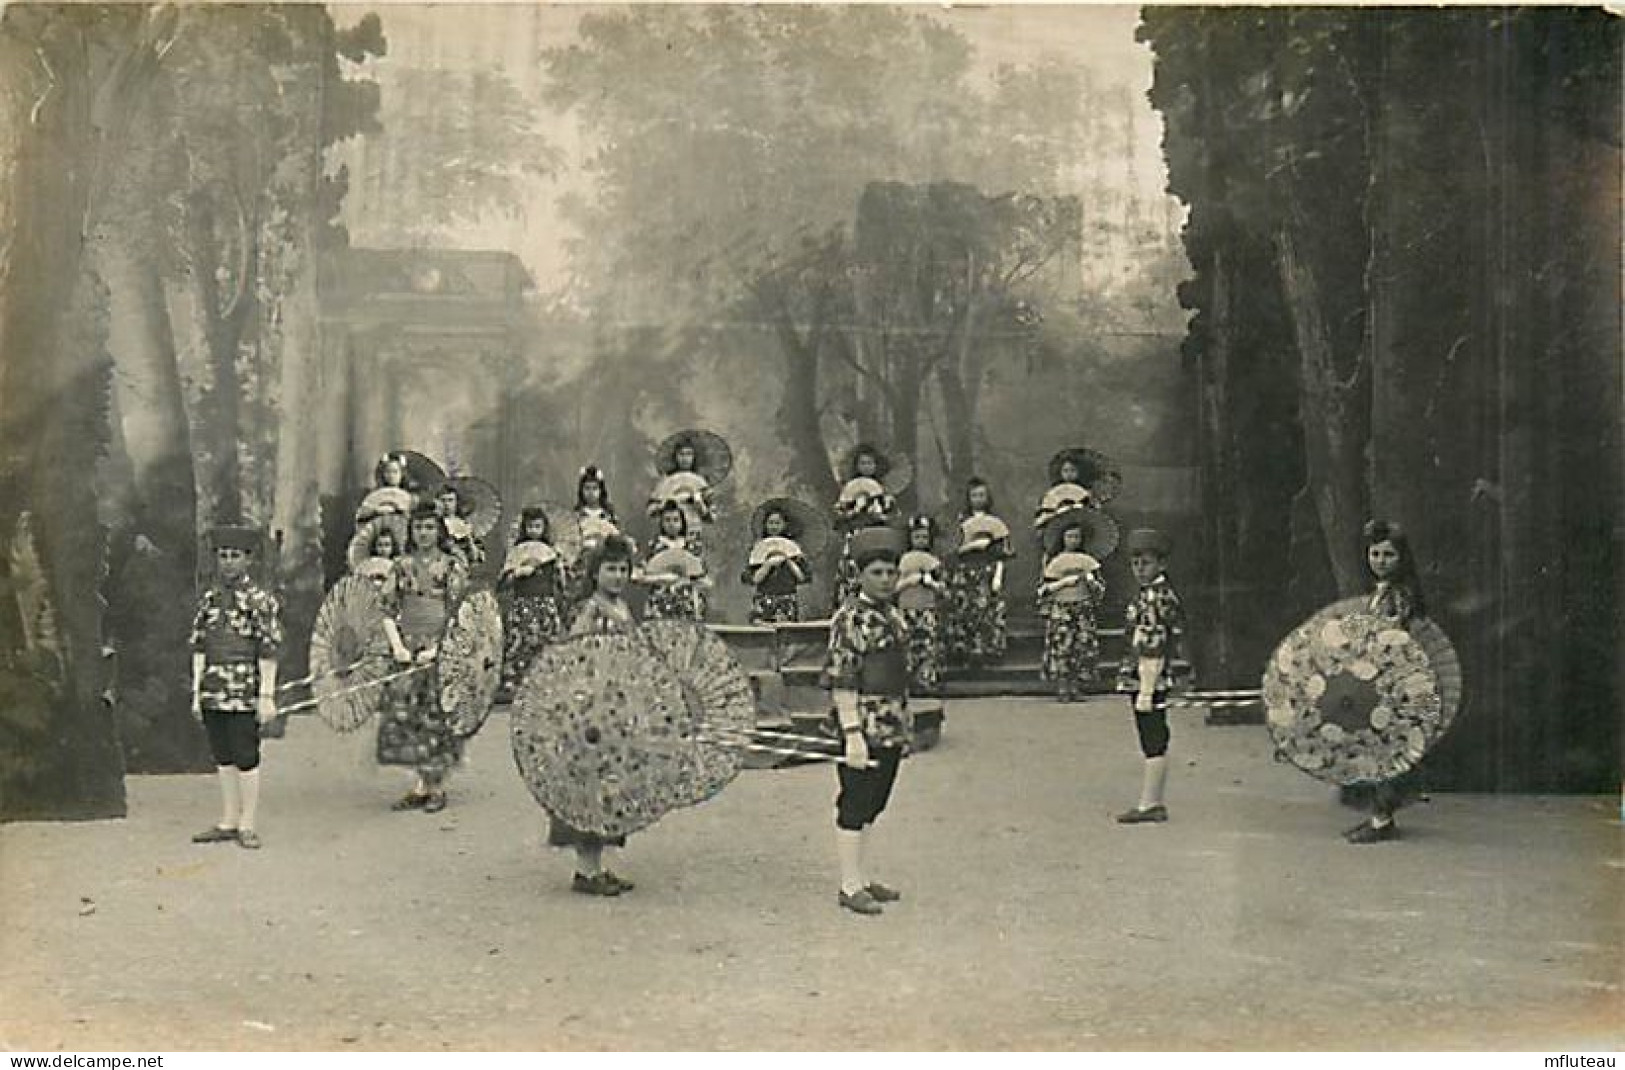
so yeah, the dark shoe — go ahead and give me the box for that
[423,792,448,814]
[865,881,902,903]
[391,792,430,812]
[1116,804,1168,824]
[236,829,262,850]
[572,872,622,897]
[838,889,883,915]
[602,871,636,894]
[1346,820,1398,844]
[192,825,239,844]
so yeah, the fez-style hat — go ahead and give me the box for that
[1125,527,1171,557]
[849,525,904,568]
[210,525,260,553]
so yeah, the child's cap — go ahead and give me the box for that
[850,525,904,568]
[1125,528,1171,557]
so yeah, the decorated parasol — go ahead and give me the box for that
[437,589,504,738]
[440,476,504,540]
[347,515,408,572]
[655,429,733,487]
[836,442,914,497]
[1048,447,1123,504]
[1263,597,1463,786]
[509,620,751,839]
[396,450,446,494]
[355,486,415,524]
[1041,507,1121,561]
[307,576,395,733]
[749,497,830,559]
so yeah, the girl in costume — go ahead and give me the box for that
[1342,519,1429,845]
[1038,515,1107,703]
[497,506,569,696]
[743,504,811,625]
[832,444,900,608]
[567,465,624,614]
[896,515,946,697]
[377,503,468,814]
[1034,451,1096,532]
[946,477,1014,667]
[638,501,710,622]
[549,534,640,896]
[354,452,419,526]
[434,483,486,568]
[647,433,717,554]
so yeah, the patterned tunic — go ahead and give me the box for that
[946,513,1013,664]
[1368,582,1417,626]
[825,594,913,751]
[642,536,708,622]
[898,552,945,695]
[189,578,282,711]
[1115,573,1185,695]
[743,542,809,625]
[376,550,467,774]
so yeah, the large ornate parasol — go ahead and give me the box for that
[440,476,504,540]
[307,576,395,733]
[749,497,830,559]
[1048,447,1123,504]
[437,589,504,738]
[1263,597,1463,786]
[1041,507,1121,561]
[509,619,752,839]
[655,429,733,487]
[836,442,914,497]
[396,450,446,494]
[347,515,408,572]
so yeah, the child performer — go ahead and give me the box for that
[1343,519,1428,844]
[743,504,811,625]
[377,504,468,814]
[434,483,486,568]
[832,444,900,609]
[568,465,625,612]
[825,525,912,916]
[355,452,418,526]
[548,534,640,896]
[638,502,712,622]
[498,506,569,696]
[1034,452,1096,532]
[1115,528,1185,824]
[946,478,1013,668]
[896,515,946,697]
[1038,516,1107,703]
[189,525,282,850]
[647,433,716,553]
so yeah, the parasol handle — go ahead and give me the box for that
[277,663,431,716]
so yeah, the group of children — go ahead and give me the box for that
[184,433,1430,909]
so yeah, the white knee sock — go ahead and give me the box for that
[216,766,241,830]
[1139,755,1169,809]
[238,768,261,832]
[836,828,865,896]
[859,826,879,887]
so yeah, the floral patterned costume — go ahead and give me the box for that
[498,541,567,693]
[376,549,467,779]
[946,513,1013,665]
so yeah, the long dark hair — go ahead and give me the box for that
[656,501,690,539]
[1363,518,1426,617]
[406,503,450,555]
[515,506,551,546]
[578,533,635,600]
[576,465,617,520]
[960,477,995,518]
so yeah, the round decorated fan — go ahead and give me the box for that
[897,549,943,612]
[1041,507,1121,561]
[307,576,394,733]
[960,513,1012,546]
[650,470,710,508]
[749,497,829,558]
[1044,550,1101,605]
[510,628,739,839]
[1263,598,1462,786]
[504,540,561,573]
[655,429,733,487]
[347,515,408,572]
[1048,447,1123,503]
[440,476,503,540]
[748,535,804,567]
[837,476,887,507]
[509,502,582,569]
[578,513,621,546]
[437,589,504,738]
[835,443,913,496]
[1037,481,1095,522]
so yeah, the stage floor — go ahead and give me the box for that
[2,698,1620,1050]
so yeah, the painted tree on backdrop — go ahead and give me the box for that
[0,5,383,816]
[1140,8,1621,789]
[542,7,1094,507]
